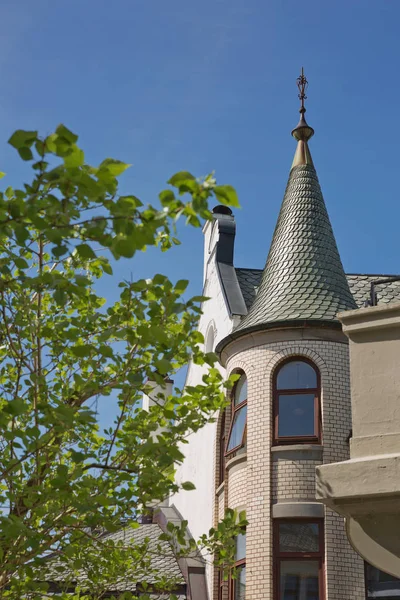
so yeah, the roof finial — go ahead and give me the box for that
[297,67,308,115]
[292,67,314,142]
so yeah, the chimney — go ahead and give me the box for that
[202,205,235,285]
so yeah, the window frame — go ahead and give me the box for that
[218,568,225,600]
[225,374,247,456]
[229,560,246,600]
[229,531,246,600]
[364,562,400,598]
[274,518,325,600]
[218,411,226,486]
[273,357,321,445]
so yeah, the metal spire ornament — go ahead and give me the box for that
[292,67,314,142]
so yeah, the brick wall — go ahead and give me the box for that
[213,336,365,600]
[272,457,322,502]
[227,462,248,510]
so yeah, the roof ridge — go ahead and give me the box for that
[346,273,400,278]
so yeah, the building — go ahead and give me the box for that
[316,300,400,581]
[170,71,400,600]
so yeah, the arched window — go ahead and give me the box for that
[226,374,247,454]
[273,359,321,444]
[205,326,215,353]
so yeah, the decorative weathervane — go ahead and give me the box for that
[291,67,314,144]
[296,67,308,114]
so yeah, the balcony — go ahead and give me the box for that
[316,301,400,577]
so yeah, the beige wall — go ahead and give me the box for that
[214,333,365,600]
[316,302,400,577]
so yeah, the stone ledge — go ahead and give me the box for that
[226,452,247,473]
[316,453,400,512]
[338,301,400,335]
[271,444,323,461]
[272,502,324,519]
[215,481,225,497]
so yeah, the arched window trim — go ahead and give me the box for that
[205,322,215,353]
[225,372,247,456]
[273,357,321,445]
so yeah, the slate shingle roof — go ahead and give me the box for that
[236,269,400,312]
[104,523,185,587]
[45,523,185,598]
[346,274,400,308]
[235,163,357,332]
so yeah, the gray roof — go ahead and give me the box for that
[347,274,400,307]
[236,269,400,312]
[104,523,185,587]
[45,523,185,597]
[235,163,357,333]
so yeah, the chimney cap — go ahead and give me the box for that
[212,205,233,216]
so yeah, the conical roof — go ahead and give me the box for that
[235,73,356,334]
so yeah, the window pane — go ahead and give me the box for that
[234,565,246,600]
[277,361,317,390]
[366,563,400,597]
[235,532,246,561]
[234,376,247,406]
[226,405,247,451]
[280,561,319,600]
[278,394,315,438]
[279,523,320,553]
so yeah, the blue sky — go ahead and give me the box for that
[2,0,400,284]
[2,1,400,422]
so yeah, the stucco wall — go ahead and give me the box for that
[171,252,234,597]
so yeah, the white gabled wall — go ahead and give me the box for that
[172,242,234,597]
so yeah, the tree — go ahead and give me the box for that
[0,126,245,599]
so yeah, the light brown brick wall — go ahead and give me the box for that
[217,489,225,520]
[213,338,365,600]
[227,463,248,509]
[272,457,322,502]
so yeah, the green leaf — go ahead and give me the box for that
[5,398,27,416]
[181,481,196,491]
[70,450,86,463]
[14,257,29,269]
[53,288,66,306]
[214,184,240,208]
[159,190,176,206]
[14,225,29,244]
[0,172,5,179]
[100,259,113,275]
[154,358,172,374]
[8,130,37,150]
[70,345,92,357]
[113,237,136,258]
[52,244,69,258]
[18,147,33,161]
[76,243,97,259]
[55,124,78,144]
[174,279,189,294]
[99,159,131,177]
[168,171,196,186]
[64,147,85,168]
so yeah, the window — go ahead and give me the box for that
[219,411,226,486]
[226,375,247,455]
[274,359,321,444]
[205,326,215,353]
[274,520,324,600]
[365,563,400,598]
[230,532,246,600]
